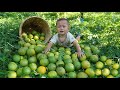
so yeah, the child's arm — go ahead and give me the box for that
[44,41,53,53]
[73,40,82,57]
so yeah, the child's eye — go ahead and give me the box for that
[57,25,66,28]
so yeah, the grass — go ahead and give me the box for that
[0,12,120,78]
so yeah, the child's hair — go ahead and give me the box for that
[56,18,69,26]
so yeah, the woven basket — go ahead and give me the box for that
[19,16,52,43]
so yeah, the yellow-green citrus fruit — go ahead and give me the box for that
[80,55,86,61]
[100,56,107,62]
[56,67,66,76]
[30,39,36,45]
[90,55,99,63]
[106,59,113,66]
[56,60,64,67]
[111,69,118,77]
[95,69,102,76]
[29,45,35,49]
[40,58,49,66]
[18,40,25,46]
[47,52,54,58]
[28,56,37,63]
[22,66,31,75]
[107,75,114,78]
[22,75,31,78]
[29,63,37,71]
[77,72,88,78]
[71,53,78,59]
[26,48,36,56]
[65,50,71,55]
[25,38,30,43]
[112,63,119,69]
[102,68,110,77]
[40,36,45,41]
[8,62,17,71]
[24,43,31,47]
[95,61,104,69]
[8,71,17,78]
[28,33,33,39]
[47,63,56,71]
[73,61,81,70]
[84,46,91,52]
[32,30,37,35]
[13,54,21,63]
[18,47,27,56]
[65,63,75,72]
[20,59,28,66]
[34,46,43,53]
[48,57,57,63]
[84,51,92,58]
[68,72,76,78]
[34,35,39,40]
[16,68,23,77]
[64,58,72,64]
[81,60,91,69]
[37,66,46,74]
[22,33,27,38]
[47,71,57,78]
[85,68,95,78]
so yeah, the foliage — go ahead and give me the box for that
[0,12,120,77]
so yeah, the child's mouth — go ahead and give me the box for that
[60,31,64,32]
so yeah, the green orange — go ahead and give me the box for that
[8,62,18,71]
[65,63,74,72]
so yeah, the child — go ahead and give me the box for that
[44,18,82,57]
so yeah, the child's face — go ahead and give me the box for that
[56,20,69,35]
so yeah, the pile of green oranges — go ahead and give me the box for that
[7,30,120,78]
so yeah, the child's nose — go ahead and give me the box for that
[60,26,64,29]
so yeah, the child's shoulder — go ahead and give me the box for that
[52,33,58,38]
[67,32,74,36]
[53,33,58,36]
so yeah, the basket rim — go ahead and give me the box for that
[19,16,50,36]
[19,16,52,43]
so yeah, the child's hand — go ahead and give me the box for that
[42,50,48,54]
[77,51,84,58]
[42,49,48,54]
